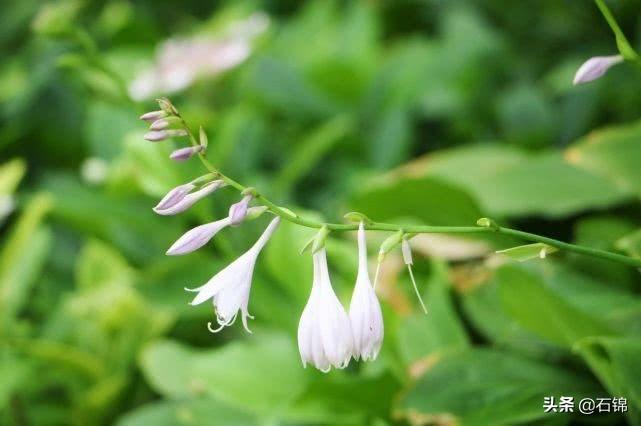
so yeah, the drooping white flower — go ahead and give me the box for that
[153,180,224,216]
[185,217,280,332]
[349,223,384,361]
[573,55,623,85]
[298,248,354,372]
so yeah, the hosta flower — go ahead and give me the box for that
[185,217,280,332]
[154,182,196,211]
[153,180,224,216]
[144,129,188,142]
[298,248,353,372]
[170,145,203,162]
[228,194,253,225]
[349,223,383,361]
[128,13,269,100]
[166,206,266,255]
[573,55,623,85]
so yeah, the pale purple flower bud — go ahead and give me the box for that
[167,217,232,255]
[140,110,168,122]
[170,145,203,162]
[150,116,182,130]
[573,55,623,85]
[154,182,196,211]
[228,195,253,226]
[150,119,170,130]
[153,180,224,215]
[144,129,188,142]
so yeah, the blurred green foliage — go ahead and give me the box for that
[2,0,641,425]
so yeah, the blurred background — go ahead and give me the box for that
[2,0,641,425]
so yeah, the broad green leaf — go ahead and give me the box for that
[396,349,602,426]
[575,337,641,413]
[422,145,629,218]
[497,264,613,347]
[117,398,258,426]
[459,269,561,359]
[140,333,307,416]
[287,372,400,425]
[397,260,469,365]
[0,192,53,324]
[566,120,641,196]
[349,176,482,226]
[496,243,557,262]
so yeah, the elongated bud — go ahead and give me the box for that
[401,237,413,265]
[199,126,208,148]
[154,180,224,215]
[144,129,188,142]
[154,182,196,210]
[573,55,623,85]
[378,230,404,262]
[170,145,203,162]
[150,116,182,130]
[140,110,168,122]
[312,225,330,253]
[229,195,253,226]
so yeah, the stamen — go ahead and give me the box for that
[407,265,428,314]
[373,262,381,289]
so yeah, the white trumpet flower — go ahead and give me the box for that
[153,180,224,216]
[349,223,384,361]
[298,248,354,372]
[185,217,280,333]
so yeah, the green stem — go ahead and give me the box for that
[177,114,641,269]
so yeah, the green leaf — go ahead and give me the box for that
[396,349,602,425]
[497,264,613,347]
[496,243,557,262]
[140,333,307,416]
[423,144,629,218]
[0,192,53,324]
[117,398,258,426]
[575,337,641,413]
[349,176,482,226]
[566,120,641,196]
